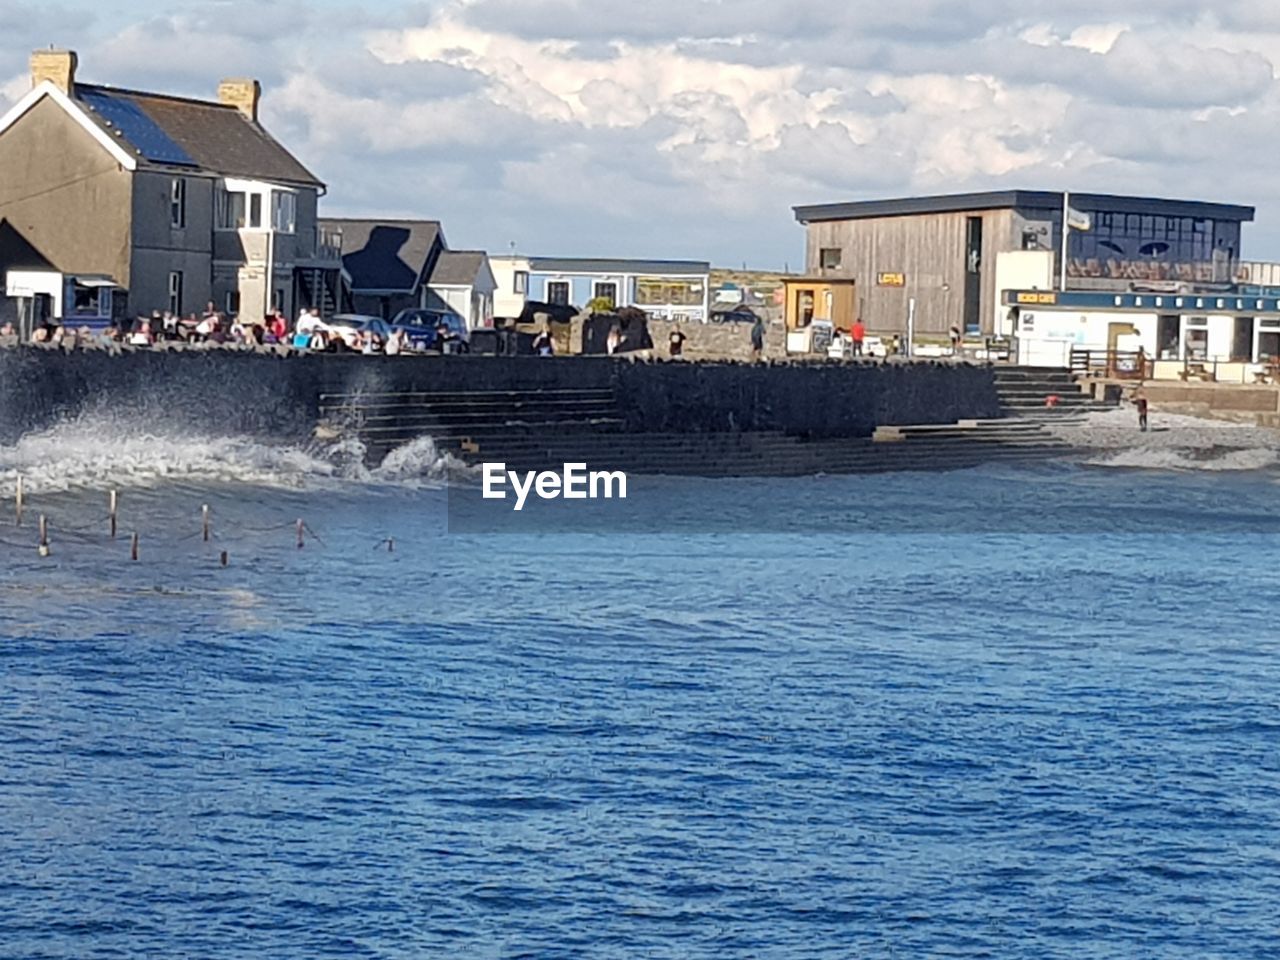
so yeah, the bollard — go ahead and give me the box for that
[296,518,305,550]
[37,513,49,557]
[219,550,228,567]
[109,489,118,540]
[15,475,23,527]
[130,532,139,561]
[202,504,211,543]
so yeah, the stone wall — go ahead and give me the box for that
[0,345,1001,445]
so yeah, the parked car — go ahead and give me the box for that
[390,308,470,352]
[324,314,394,350]
[710,305,758,324]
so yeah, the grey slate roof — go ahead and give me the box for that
[429,250,488,286]
[73,83,323,187]
[793,190,1255,224]
[321,218,443,292]
[529,257,710,275]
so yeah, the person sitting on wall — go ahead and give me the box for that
[0,322,14,338]
[669,325,687,358]
[533,325,555,357]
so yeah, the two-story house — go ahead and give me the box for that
[0,49,341,324]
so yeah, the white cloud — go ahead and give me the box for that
[4,0,1280,266]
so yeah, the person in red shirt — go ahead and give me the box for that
[851,318,866,356]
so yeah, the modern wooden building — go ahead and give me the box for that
[793,191,1255,340]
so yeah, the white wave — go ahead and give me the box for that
[1087,446,1280,472]
[370,435,478,486]
[0,414,464,495]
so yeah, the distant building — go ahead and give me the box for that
[320,218,444,320]
[0,49,341,323]
[793,191,1255,339]
[320,217,496,329]
[490,255,711,323]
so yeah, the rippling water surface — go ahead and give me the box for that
[2,462,1280,958]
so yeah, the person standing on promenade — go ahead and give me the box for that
[851,317,866,356]
[750,315,766,361]
[949,324,963,355]
[1135,388,1149,432]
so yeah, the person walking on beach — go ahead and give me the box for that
[750,315,766,361]
[1135,388,1149,432]
[851,316,866,356]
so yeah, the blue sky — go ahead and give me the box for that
[6,0,1280,268]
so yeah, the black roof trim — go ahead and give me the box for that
[793,190,1255,224]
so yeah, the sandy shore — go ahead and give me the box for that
[1045,406,1280,470]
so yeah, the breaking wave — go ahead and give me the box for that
[0,414,471,495]
[1086,446,1280,472]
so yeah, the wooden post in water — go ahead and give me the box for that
[219,550,228,567]
[130,532,139,561]
[37,513,49,557]
[15,475,24,527]
[202,504,211,543]
[296,519,305,550]
[387,537,395,553]
[109,490,118,540]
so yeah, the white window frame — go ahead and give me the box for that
[545,280,570,306]
[170,177,186,228]
[271,190,296,234]
[593,280,618,306]
[514,270,528,294]
[167,271,183,315]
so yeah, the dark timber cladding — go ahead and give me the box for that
[792,191,1256,340]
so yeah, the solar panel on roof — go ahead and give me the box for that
[77,89,197,167]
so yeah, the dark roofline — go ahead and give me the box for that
[528,256,711,274]
[76,82,239,111]
[793,190,1256,224]
[321,216,443,225]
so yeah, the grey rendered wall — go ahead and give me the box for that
[0,97,133,287]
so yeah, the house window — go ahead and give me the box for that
[216,188,246,229]
[514,270,529,294]
[272,191,296,233]
[170,178,186,228]
[226,290,240,315]
[819,247,842,269]
[593,281,617,307]
[546,280,570,306]
[249,194,262,229]
[167,271,184,315]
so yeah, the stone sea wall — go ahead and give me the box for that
[0,345,1001,444]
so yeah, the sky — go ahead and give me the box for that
[5,0,1280,268]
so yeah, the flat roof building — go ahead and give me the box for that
[793,190,1256,340]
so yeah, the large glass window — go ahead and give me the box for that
[272,192,296,233]
[216,189,246,230]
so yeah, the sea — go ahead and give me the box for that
[2,416,1280,958]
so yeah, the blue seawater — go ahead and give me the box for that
[2,462,1280,958]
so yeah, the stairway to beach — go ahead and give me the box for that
[320,368,1090,477]
[992,365,1109,420]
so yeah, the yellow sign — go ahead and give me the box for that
[1016,292,1058,304]
[877,272,906,287]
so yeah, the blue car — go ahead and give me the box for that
[390,309,470,353]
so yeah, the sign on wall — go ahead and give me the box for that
[876,272,906,287]
[1016,292,1057,305]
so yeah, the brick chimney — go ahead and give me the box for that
[217,78,261,122]
[30,49,78,95]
